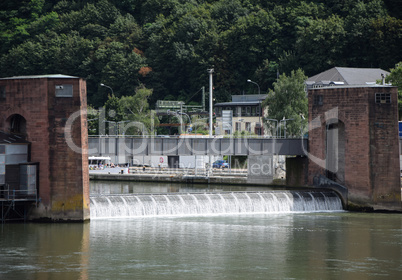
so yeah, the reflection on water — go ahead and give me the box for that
[1,212,401,279]
[0,223,90,280]
[1,182,401,279]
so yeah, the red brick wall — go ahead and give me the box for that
[308,86,400,209]
[0,76,89,220]
[0,78,51,204]
[368,88,400,206]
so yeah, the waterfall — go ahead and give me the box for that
[90,191,343,218]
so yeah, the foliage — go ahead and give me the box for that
[385,62,402,120]
[262,69,308,137]
[98,84,158,135]
[0,0,401,110]
[87,105,100,136]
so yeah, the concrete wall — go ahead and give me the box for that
[308,86,401,210]
[247,155,273,184]
[286,156,308,187]
[0,76,89,221]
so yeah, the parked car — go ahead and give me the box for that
[213,160,229,169]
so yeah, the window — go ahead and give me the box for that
[236,122,241,131]
[55,84,73,97]
[246,106,251,116]
[375,93,391,104]
[245,122,251,132]
[251,106,256,116]
[314,95,323,106]
[215,107,222,117]
[236,107,241,117]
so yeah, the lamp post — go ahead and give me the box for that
[300,114,305,138]
[247,79,260,94]
[247,79,262,134]
[207,68,214,177]
[100,83,114,95]
[177,110,192,133]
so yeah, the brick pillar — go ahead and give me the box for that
[0,75,90,221]
[308,86,401,210]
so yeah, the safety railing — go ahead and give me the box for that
[0,185,38,202]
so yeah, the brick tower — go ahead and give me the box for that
[308,85,401,210]
[0,75,89,221]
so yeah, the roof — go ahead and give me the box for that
[307,67,390,85]
[0,74,79,80]
[0,131,29,144]
[232,94,267,102]
[310,84,394,90]
[215,94,267,107]
[215,101,261,107]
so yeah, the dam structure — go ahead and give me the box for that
[90,191,343,219]
[1,74,401,222]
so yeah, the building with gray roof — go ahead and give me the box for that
[306,67,390,90]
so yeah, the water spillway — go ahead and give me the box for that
[90,191,343,218]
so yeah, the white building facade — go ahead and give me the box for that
[214,94,267,136]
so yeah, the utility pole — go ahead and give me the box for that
[202,86,205,112]
[208,68,214,137]
[207,68,214,177]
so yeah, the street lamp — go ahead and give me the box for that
[247,79,262,134]
[247,79,260,95]
[100,83,114,95]
[177,110,192,133]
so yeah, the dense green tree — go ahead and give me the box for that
[119,84,157,134]
[87,105,100,136]
[104,94,124,123]
[262,69,308,137]
[342,0,388,67]
[385,62,402,120]
[295,15,347,76]
[221,9,281,93]
[369,16,402,70]
[0,0,401,113]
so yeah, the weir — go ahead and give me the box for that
[90,191,343,218]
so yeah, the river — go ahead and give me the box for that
[0,181,401,279]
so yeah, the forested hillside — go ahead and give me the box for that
[1,0,401,108]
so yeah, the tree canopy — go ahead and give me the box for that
[0,0,401,109]
[385,62,402,119]
[90,84,156,135]
[262,69,308,137]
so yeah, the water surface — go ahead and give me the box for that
[0,181,401,279]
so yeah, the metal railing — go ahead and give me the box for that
[0,185,38,202]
